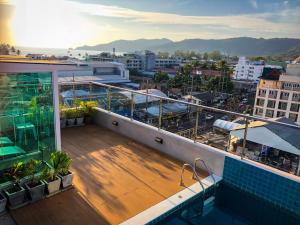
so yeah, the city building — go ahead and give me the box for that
[253,63,300,124]
[57,61,129,85]
[116,51,180,72]
[1,56,300,225]
[233,57,282,82]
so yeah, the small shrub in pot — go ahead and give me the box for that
[4,162,27,208]
[24,160,46,202]
[50,152,73,189]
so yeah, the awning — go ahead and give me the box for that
[146,103,188,117]
[213,119,240,131]
[230,126,300,156]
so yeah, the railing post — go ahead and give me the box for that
[158,98,162,129]
[241,118,249,159]
[89,83,92,101]
[194,108,199,142]
[131,92,134,120]
[107,87,111,112]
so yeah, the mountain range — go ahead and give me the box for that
[76,37,300,56]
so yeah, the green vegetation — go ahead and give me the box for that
[207,76,234,93]
[153,71,169,83]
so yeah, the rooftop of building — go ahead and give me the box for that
[9,125,206,225]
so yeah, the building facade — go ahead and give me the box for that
[234,57,282,82]
[253,64,300,124]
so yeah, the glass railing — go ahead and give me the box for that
[59,82,300,176]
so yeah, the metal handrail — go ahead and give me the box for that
[180,163,206,194]
[90,81,300,130]
[194,158,216,186]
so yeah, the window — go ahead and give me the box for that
[292,93,300,102]
[255,108,263,115]
[278,102,287,110]
[256,98,265,106]
[277,111,285,117]
[290,103,300,112]
[266,109,274,118]
[268,90,277,99]
[289,113,298,122]
[280,92,289,100]
[267,100,276,108]
[258,89,266,97]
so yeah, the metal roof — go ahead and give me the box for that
[230,117,300,155]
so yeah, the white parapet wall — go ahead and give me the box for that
[93,108,238,177]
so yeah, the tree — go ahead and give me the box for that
[208,50,222,61]
[16,49,21,55]
[203,52,208,60]
[153,71,169,83]
[207,76,233,93]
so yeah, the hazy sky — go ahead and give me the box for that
[1,0,300,48]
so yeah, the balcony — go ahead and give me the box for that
[9,125,207,225]
[2,82,300,225]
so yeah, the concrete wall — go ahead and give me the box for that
[93,108,238,176]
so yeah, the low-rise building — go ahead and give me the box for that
[253,63,300,124]
[234,57,282,82]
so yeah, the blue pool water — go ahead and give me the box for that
[147,182,300,225]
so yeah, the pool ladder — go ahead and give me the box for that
[180,158,216,194]
[180,163,206,194]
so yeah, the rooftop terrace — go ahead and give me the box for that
[9,125,207,225]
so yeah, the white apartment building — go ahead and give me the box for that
[116,51,180,72]
[155,58,180,68]
[253,64,300,124]
[234,57,282,82]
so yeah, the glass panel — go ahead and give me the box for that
[110,87,131,118]
[0,72,55,171]
[133,92,160,128]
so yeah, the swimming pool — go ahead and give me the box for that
[147,182,300,225]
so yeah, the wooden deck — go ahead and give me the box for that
[11,125,208,225]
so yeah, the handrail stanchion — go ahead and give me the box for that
[194,107,199,142]
[241,118,249,159]
[107,87,111,112]
[158,98,162,130]
[131,92,134,120]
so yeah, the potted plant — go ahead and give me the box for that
[65,108,76,127]
[4,162,27,208]
[80,101,97,124]
[0,192,7,214]
[50,152,73,189]
[60,104,67,128]
[75,108,85,126]
[41,167,61,196]
[24,160,46,202]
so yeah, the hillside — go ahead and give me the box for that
[76,37,300,56]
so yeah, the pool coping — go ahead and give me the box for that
[119,174,222,225]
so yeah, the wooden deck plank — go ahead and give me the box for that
[11,125,207,225]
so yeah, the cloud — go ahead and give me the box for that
[66,0,300,37]
[249,0,258,9]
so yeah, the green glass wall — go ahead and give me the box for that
[0,72,56,171]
